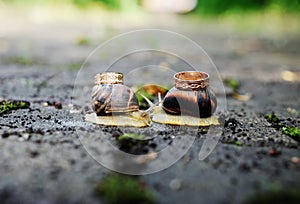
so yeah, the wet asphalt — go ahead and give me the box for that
[0,10,300,204]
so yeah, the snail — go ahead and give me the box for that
[85,72,152,127]
[152,71,219,126]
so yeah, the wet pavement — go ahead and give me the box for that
[1,7,300,204]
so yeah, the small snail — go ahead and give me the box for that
[152,71,219,126]
[85,72,151,127]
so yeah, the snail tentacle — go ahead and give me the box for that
[141,100,162,117]
[138,93,163,117]
[158,92,162,105]
[139,93,154,106]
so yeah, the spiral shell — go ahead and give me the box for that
[91,72,139,116]
[162,71,217,118]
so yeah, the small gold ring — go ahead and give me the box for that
[95,72,124,85]
[174,71,209,90]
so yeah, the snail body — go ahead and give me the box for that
[86,72,150,127]
[85,110,150,127]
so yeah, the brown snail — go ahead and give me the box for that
[85,72,151,127]
[152,71,219,126]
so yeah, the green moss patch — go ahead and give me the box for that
[0,100,30,115]
[282,126,300,140]
[265,112,300,141]
[5,56,44,66]
[115,133,151,154]
[226,140,243,147]
[96,174,155,204]
[118,133,146,141]
[76,36,90,45]
[244,189,300,204]
[224,78,240,91]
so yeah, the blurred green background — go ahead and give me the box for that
[1,0,300,36]
[2,0,300,14]
[195,0,300,14]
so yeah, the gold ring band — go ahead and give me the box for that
[174,71,209,90]
[95,72,124,85]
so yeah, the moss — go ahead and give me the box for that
[0,100,30,115]
[118,133,145,141]
[96,174,155,204]
[265,112,300,141]
[244,189,300,204]
[235,141,243,146]
[76,36,90,45]
[282,126,300,140]
[56,63,83,70]
[6,56,40,66]
[265,113,280,123]
[66,63,83,70]
[224,78,252,101]
[264,112,283,129]
[116,133,151,154]
[226,140,243,146]
[224,78,240,91]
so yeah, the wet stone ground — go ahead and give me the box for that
[1,13,300,204]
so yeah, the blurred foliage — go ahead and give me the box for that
[194,0,300,14]
[76,36,90,45]
[5,56,36,66]
[1,0,137,10]
[96,174,155,204]
[72,0,121,9]
[244,189,300,204]
[224,78,240,91]
[2,0,300,13]
[196,0,268,14]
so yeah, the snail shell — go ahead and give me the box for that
[92,84,139,116]
[162,71,217,118]
[91,72,139,116]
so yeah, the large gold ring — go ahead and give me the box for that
[95,72,124,85]
[174,71,209,91]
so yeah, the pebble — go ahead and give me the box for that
[136,151,157,164]
[2,131,9,138]
[22,133,30,140]
[239,161,251,172]
[169,179,182,191]
[183,155,190,164]
[55,102,62,109]
[269,148,281,157]
[230,177,238,185]
[291,156,299,164]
